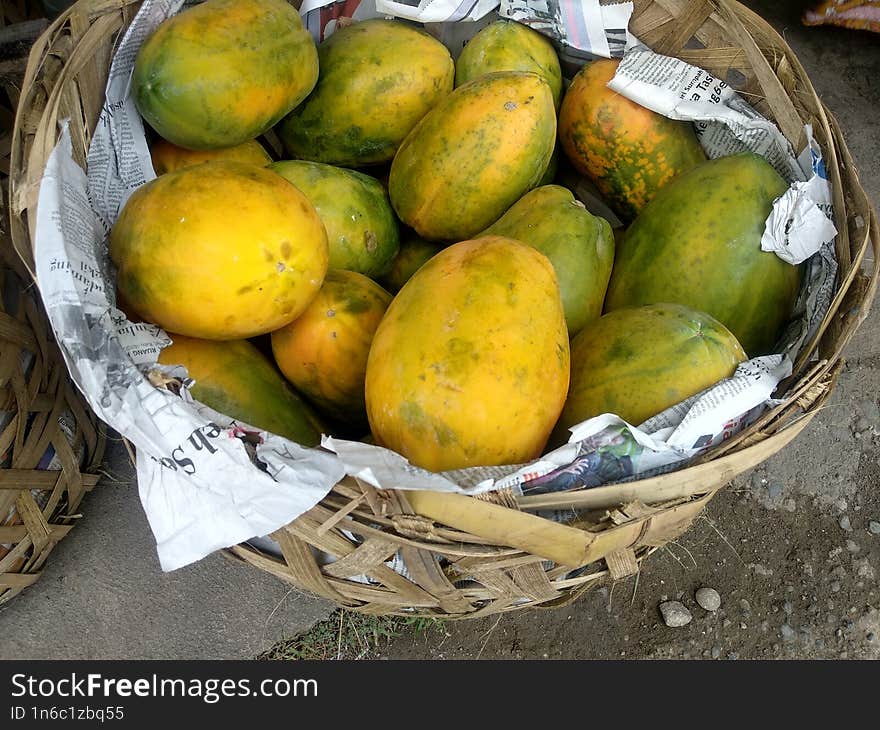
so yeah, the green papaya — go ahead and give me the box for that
[555,303,747,437]
[270,161,399,278]
[479,185,614,335]
[604,152,802,356]
[158,335,324,446]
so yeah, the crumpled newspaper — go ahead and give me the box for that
[30,0,839,572]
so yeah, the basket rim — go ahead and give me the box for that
[5,0,880,616]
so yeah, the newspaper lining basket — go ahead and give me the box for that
[9,0,879,618]
[0,1,106,605]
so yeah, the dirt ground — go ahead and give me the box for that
[287,1,880,661]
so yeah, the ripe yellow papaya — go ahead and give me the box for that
[133,0,318,150]
[365,236,569,471]
[389,71,556,241]
[277,19,454,166]
[110,161,328,340]
[558,58,705,221]
[271,270,392,429]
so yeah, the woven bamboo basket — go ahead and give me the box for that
[9,0,879,618]
[0,1,105,605]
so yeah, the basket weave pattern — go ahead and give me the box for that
[0,243,106,604]
[9,0,879,617]
[0,1,106,605]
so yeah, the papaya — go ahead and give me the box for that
[538,146,559,186]
[150,138,271,175]
[158,335,324,446]
[365,236,569,472]
[604,152,802,357]
[479,185,614,335]
[555,303,746,436]
[558,58,706,221]
[277,19,454,166]
[271,270,392,429]
[270,161,399,278]
[389,71,556,241]
[110,161,328,340]
[132,0,318,150]
[379,233,442,293]
[455,20,563,109]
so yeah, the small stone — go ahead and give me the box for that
[739,599,752,615]
[839,515,852,532]
[869,521,880,535]
[722,619,732,628]
[740,622,748,630]
[867,632,876,642]
[815,638,825,649]
[830,581,842,593]
[660,601,692,628]
[781,624,796,641]
[846,539,860,553]
[696,587,722,612]
[711,645,722,659]
[727,652,738,660]
[784,498,797,512]
[783,601,793,616]
[767,482,783,500]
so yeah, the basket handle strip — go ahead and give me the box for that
[716,0,804,148]
[406,490,601,568]
[0,572,40,589]
[0,469,98,489]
